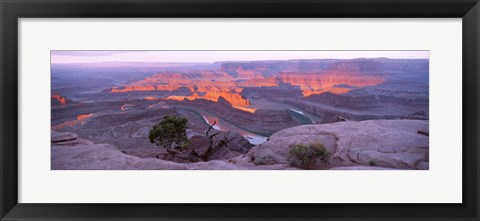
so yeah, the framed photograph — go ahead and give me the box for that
[1,0,479,220]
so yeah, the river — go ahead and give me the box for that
[201,113,268,145]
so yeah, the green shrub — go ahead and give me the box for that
[368,159,377,166]
[149,115,189,149]
[253,155,275,165]
[309,142,331,160]
[254,157,266,165]
[288,142,330,169]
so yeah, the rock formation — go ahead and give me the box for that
[51,58,429,170]
[108,58,428,115]
[52,119,429,170]
[51,131,285,170]
[249,119,429,170]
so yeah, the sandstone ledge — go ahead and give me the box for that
[51,119,428,170]
[249,119,428,170]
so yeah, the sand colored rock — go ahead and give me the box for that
[51,140,287,170]
[249,119,428,169]
[51,131,79,142]
[51,144,189,170]
[51,119,428,170]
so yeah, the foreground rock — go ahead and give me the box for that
[249,119,429,169]
[51,131,286,170]
[52,131,79,142]
[52,144,187,170]
[123,131,253,163]
[51,119,428,170]
[51,130,93,146]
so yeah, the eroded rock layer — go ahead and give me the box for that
[52,120,428,170]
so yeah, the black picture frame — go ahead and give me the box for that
[1,0,479,220]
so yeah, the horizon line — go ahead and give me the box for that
[51,57,430,65]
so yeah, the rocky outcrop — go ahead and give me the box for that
[51,131,93,146]
[51,131,284,170]
[277,72,385,96]
[166,91,250,107]
[51,120,428,170]
[53,107,179,150]
[52,131,79,142]
[52,143,189,170]
[149,131,252,163]
[51,94,67,105]
[249,120,429,170]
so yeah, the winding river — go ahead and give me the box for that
[198,107,314,146]
[200,113,268,145]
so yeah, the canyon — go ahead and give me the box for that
[51,58,429,169]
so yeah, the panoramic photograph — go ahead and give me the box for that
[51,51,429,170]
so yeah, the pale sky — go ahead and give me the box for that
[51,51,429,64]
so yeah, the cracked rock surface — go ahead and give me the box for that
[249,119,428,169]
[51,120,428,170]
[51,132,288,170]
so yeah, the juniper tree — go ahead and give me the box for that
[149,115,189,150]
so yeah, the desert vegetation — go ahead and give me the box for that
[288,142,331,169]
[149,115,238,162]
[149,115,189,149]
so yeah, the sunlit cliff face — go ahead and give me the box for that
[277,72,385,96]
[77,113,93,120]
[109,69,385,113]
[144,96,158,101]
[52,113,94,130]
[164,91,254,112]
[52,94,66,105]
[231,106,257,113]
[112,80,241,94]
